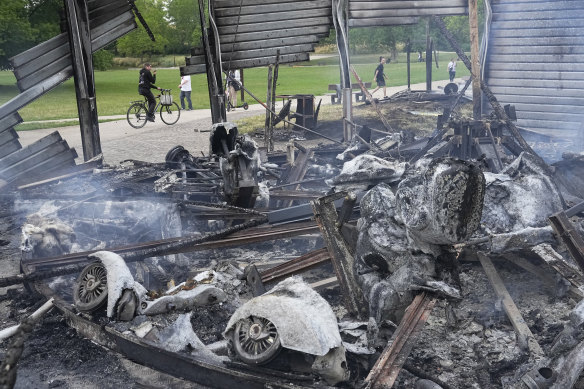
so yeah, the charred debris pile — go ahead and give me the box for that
[2,99,584,389]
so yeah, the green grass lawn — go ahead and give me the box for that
[0,52,469,122]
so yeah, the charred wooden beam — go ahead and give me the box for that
[548,211,584,273]
[260,247,331,284]
[311,192,367,318]
[532,243,584,292]
[365,293,437,388]
[478,252,544,357]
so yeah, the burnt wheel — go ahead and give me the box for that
[233,316,281,365]
[73,262,108,312]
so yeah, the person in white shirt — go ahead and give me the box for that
[178,75,192,110]
[448,58,457,82]
[227,69,241,109]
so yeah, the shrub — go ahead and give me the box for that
[93,50,114,71]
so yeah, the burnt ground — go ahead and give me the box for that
[1,94,583,388]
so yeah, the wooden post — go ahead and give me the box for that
[426,19,432,91]
[469,0,481,119]
[264,65,273,150]
[406,40,411,90]
[64,0,101,161]
[239,68,245,102]
[269,51,280,152]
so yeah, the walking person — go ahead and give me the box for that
[448,58,457,82]
[371,57,388,99]
[178,75,193,111]
[138,63,160,122]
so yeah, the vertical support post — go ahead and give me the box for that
[239,68,245,102]
[264,65,273,151]
[426,18,432,92]
[64,0,101,161]
[469,0,481,119]
[270,50,280,151]
[406,40,411,90]
[333,0,353,142]
[199,0,225,124]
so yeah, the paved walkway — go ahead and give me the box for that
[17,79,466,166]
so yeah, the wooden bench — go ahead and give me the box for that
[327,82,372,104]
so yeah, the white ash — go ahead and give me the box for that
[20,214,76,257]
[481,153,563,235]
[327,154,405,191]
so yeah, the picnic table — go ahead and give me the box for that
[326,82,372,104]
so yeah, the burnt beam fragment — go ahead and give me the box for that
[311,192,367,318]
[478,252,544,357]
[548,211,584,273]
[364,293,437,388]
[260,247,331,284]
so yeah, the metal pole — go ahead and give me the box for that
[64,0,101,161]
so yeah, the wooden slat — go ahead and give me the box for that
[491,27,584,38]
[0,140,22,160]
[217,16,331,35]
[349,17,419,27]
[488,86,584,99]
[219,25,330,43]
[350,0,465,9]
[7,148,78,184]
[216,8,331,26]
[489,45,584,56]
[488,54,584,64]
[492,0,584,13]
[0,113,23,134]
[215,0,331,17]
[349,7,467,18]
[0,132,63,169]
[0,141,70,179]
[0,129,18,147]
[181,52,310,75]
[487,70,584,81]
[487,62,584,72]
[487,78,584,90]
[219,35,319,53]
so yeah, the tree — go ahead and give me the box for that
[0,0,35,69]
[166,0,201,54]
[116,0,169,57]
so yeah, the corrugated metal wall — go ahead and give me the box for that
[484,0,584,140]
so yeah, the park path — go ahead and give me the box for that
[17,79,461,166]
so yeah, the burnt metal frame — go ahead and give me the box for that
[64,0,102,160]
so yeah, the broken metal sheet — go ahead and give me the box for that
[224,276,343,357]
[327,154,405,192]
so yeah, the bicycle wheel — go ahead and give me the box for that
[127,103,148,128]
[160,102,181,125]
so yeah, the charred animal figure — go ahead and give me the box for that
[354,158,485,337]
[210,122,260,208]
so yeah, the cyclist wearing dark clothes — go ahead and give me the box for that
[138,63,160,122]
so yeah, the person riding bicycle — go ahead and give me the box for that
[138,63,161,122]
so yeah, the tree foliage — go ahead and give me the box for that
[116,0,170,57]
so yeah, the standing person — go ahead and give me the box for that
[138,63,160,122]
[371,57,388,99]
[178,75,193,111]
[448,58,457,82]
[227,69,241,109]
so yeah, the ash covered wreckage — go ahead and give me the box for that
[2,0,584,388]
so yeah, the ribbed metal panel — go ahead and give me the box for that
[349,0,467,27]
[484,0,584,139]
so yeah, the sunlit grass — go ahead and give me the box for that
[0,52,469,122]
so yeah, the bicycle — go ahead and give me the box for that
[127,89,181,128]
